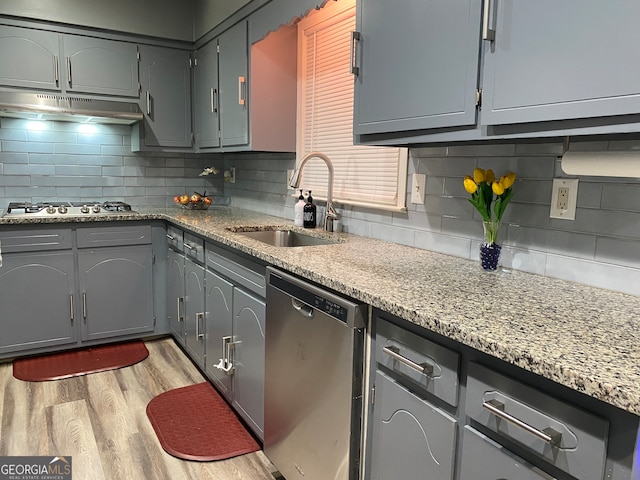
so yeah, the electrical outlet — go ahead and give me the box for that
[224,167,236,183]
[411,173,426,204]
[550,178,579,220]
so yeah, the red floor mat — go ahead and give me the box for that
[13,340,149,381]
[146,382,260,461]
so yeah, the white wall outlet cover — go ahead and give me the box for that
[411,173,426,204]
[550,177,579,220]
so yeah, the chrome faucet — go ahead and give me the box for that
[289,152,340,231]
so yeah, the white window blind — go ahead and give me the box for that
[296,1,407,211]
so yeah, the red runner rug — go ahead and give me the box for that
[146,382,260,461]
[13,340,149,381]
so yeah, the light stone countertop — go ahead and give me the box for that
[2,206,639,416]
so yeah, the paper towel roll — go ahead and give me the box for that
[561,151,640,178]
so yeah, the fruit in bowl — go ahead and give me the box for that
[174,191,211,209]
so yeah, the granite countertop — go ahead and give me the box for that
[2,206,639,416]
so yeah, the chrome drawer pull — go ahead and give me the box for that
[383,346,434,377]
[195,312,205,340]
[482,399,562,446]
[166,234,175,241]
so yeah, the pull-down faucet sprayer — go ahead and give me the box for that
[289,152,340,232]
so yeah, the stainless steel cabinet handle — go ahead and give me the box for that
[383,346,435,376]
[213,88,218,113]
[183,243,194,251]
[166,234,175,241]
[238,76,246,106]
[66,57,72,87]
[350,31,361,75]
[82,292,87,322]
[196,312,204,340]
[54,55,59,86]
[482,0,496,41]
[69,294,74,323]
[146,91,151,116]
[482,399,563,446]
[177,297,184,322]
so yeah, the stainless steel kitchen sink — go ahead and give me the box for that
[230,228,337,247]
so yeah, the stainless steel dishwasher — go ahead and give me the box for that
[264,267,367,480]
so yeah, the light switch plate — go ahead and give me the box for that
[411,173,426,204]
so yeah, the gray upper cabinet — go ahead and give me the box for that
[0,25,60,90]
[62,35,138,97]
[137,45,192,148]
[218,20,248,147]
[353,0,483,135]
[481,1,640,126]
[194,38,221,149]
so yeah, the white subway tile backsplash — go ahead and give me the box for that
[54,143,100,155]
[415,230,472,257]
[601,183,640,212]
[3,141,54,153]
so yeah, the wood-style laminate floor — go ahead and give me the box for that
[0,337,279,480]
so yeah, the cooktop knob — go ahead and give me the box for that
[46,205,56,214]
[80,205,90,214]
[58,205,68,214]
[92,204,101,213]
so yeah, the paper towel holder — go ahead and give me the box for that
[560,137,640,178]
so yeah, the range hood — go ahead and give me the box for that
[0,91,143,125]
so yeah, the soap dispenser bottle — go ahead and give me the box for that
[294,189,305,227]
[303,190,317,228]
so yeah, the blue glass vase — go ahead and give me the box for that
[480,220,502,271]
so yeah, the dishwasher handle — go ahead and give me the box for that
[292,298,314,318]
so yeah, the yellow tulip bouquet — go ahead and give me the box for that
[463,168,516,244]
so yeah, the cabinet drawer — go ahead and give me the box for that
[0,228,72,252]
[466,362,608,480]
[375,318,459,406]
[77,224,151,248]
[166,225,184,252]
[370,370,456,480]
[459,426,555,480]
[183,232,204,263]
[205,242,266,297]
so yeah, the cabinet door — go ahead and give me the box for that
[62,35,138,97]
[369,370,457,480]
[204,269,234,400]
[0,25,61,91]
[184,257,206,368]
[78,245,154,341]
[481,1,640,126]
[354,0,482,135]
[0,251,76,354]
[232,287,265,439]
[219,21,249,147]
[139,45,192,148]
[167,248,185,343]
[194,39,221,149]
[459,427,556,480]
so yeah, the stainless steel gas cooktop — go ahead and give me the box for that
[4,201,137,218]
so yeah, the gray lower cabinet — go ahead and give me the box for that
[183,256,206,368]
[167,248,185,342]
[136,45,192,149]
[204,269,234,399]
[203,240,266,440]
[77,245,154,341]
[353,0,482,136]
[0,250,77,354]
[459,427,555,480]
[370,370,457,480]
[231,287,266,439]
